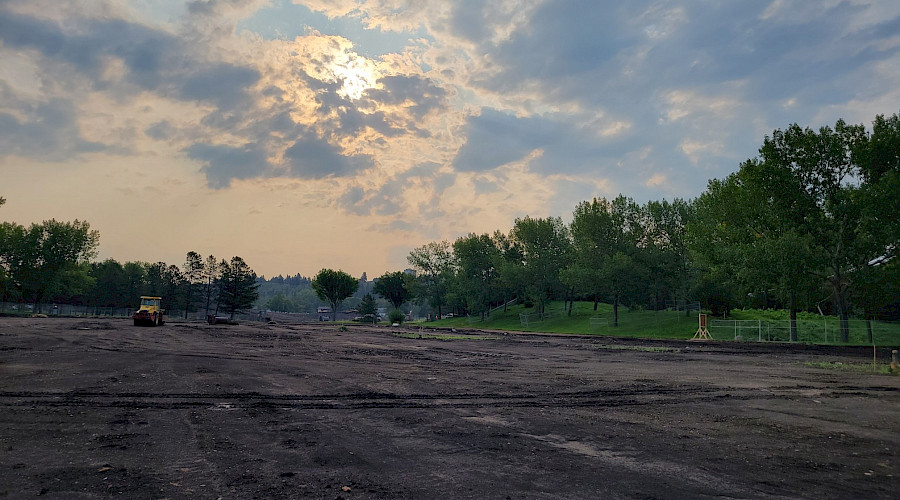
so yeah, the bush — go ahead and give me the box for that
[388,309,404,324]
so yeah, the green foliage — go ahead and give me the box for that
[407,241,453,318]
[312,268,358,321]
[510,216,571,314]
[691,274,733,317]
[388,308,405,324]
[689,113,900,341]
[200,254,219,316]
[147,262,184,310]
[217,256,260,320]
[357,293,378,323]
[181,251,204,318]
[0,218,99,309]
[452,233,501,317]
[373,271,412,309]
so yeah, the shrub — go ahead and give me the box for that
[388,308,404,324]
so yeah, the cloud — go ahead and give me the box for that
[283,135,373,179]
[3,0,899,232]
[186,143,270,188]
[339,182,403,216]
[452,108,558,172]
[0,98,105,160]
[364,74,448,120]
[177,63,260,107]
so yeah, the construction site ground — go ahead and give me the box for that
[0,317,897,499]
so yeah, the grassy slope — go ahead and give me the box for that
[426,301,900,346]
[431,301,702,340]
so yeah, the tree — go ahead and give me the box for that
[0,219,99,311]
[756,119,872,342]
[182,251,204,319]
[491,230,525,313]
[639,199,695,310]
[691,114,898,342]
[358,293,378,324]
[201,254,219,316]
[88,259,129,307]
[570,198,621,311]
[856,111,900,324]
[407,241,453,319]
[122,261,148,309]
[311,269,358,322]
[217,256,259,320]
[145,262,184,312]
[510,216,572,316]
[373,271,412,311]
[452,233,501,319]
[600,252,646,326]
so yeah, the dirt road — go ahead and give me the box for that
[1,317,897,499]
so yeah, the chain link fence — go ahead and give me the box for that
[710,318,899,345]
[0,302,275,323]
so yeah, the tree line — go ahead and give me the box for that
[376,112,897,343]
[0,212,260,320]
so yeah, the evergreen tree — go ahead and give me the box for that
[217,256,259,320]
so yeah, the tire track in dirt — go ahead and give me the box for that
[0,385,802,411]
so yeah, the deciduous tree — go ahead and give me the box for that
[373,271,412,311]
[510,216,571,316]
[407,241,453,319]
[311,269,358,322]
[0,219,99,311]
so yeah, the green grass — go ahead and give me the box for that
[726,309,900,345]
[426,301,900,345]
[431,301,702,340]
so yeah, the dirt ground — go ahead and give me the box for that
[0,317,897,499]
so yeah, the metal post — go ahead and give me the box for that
[758,320,762,342]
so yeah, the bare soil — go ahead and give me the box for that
[1,317,898,499]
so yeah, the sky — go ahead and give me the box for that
[2,0,899,279]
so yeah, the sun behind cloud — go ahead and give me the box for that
[331,53,379,100]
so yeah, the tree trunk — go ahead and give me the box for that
[839,310,849,343]
[613,297,619,327]
[593,294,599,311]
